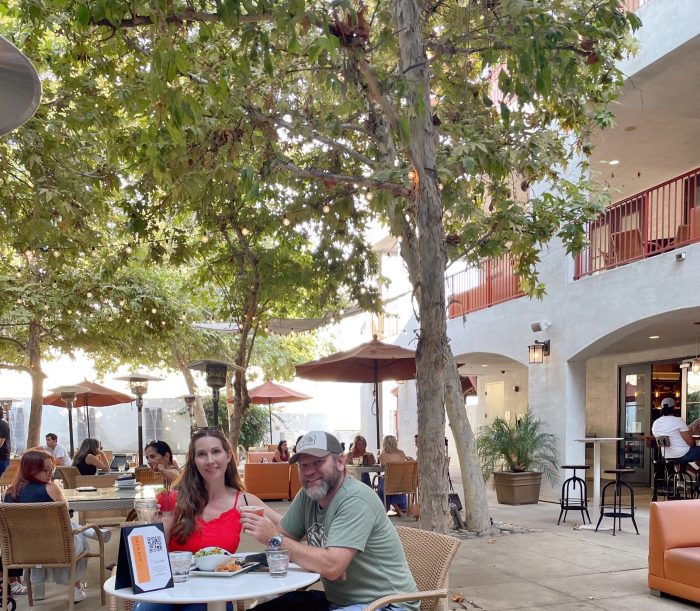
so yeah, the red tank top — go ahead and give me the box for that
[168,490,243,554]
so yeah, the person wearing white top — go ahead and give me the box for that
[44,433,72,466]
[652,398,700,463]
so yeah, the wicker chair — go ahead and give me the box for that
[381,461,419,512]
[134,466,166,486]
[363,525,460,611]
[0,459,20,492]
[0,501,106,610]
[56,466,79,489]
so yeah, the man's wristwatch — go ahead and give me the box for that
[268,534,284,550]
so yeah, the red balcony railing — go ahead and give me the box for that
[623,0,651,11]
[446,255,525,319]
[575,166,700,279]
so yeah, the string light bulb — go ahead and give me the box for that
[151,307,157,314]
[86,291,93,298]
[52,250,60,258]
[366,192,373,201]
[322,204,330,214]
[241,227,250,236]
[201,234,209,243]
[282,216,291,227]
[125,245,133,254]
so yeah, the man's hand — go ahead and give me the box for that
[239,512,278,546]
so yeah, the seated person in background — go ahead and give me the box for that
[144,440,180,484]
[44,433,72,467]
[73,437,110,475]
[135,428,280,611]
[688,413,700,437]
[652,398,700,471]
[241,431,418,611]
[345,434,376,486]
[3,449,104,603]
[272,439,289,463]
[377,434,409,515]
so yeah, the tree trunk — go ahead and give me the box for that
[171,341,207,427]
[395,0,449,533]
[444,353,491,530]
[26,320,44,449]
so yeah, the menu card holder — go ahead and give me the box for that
[115,522,173,593]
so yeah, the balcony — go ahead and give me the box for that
[575,167,700,279]
[446,255,525,319]
[623,0,651,11]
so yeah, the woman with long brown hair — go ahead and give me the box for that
[164,427,278,553]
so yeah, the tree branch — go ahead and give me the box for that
[0,335,27,352]
[247,107,375,169]
[92,11,271,29]
[0,363,31,375]
[275,158,411,198]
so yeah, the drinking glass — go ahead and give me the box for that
[266,549,290,578]
[239,505,265,517]
[169,551,192,583]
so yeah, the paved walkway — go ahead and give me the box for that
[19,491,691,610]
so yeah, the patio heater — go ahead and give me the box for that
[115,373,162,466]
[188,360,244,428]
[49,385,89,457]
[180,394,198,432]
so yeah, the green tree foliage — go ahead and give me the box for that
[5,0,640,529]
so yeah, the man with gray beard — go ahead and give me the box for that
[240,430,418,611]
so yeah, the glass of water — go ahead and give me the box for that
[168,551,192,583]
[266,549,290,578]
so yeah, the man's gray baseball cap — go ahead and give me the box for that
[289,431,343,464]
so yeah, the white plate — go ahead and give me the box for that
[189,562,258,578]
[115,481,137,487]
[76,486,97,492]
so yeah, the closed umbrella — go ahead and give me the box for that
[43,380,135,454]
[295,335,416,448]
[247,381,312,444]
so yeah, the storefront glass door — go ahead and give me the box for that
[618,365,652,484]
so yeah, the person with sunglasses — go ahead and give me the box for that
[3,449,102,603]
[144,440,180,484]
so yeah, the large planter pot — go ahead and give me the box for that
[493,471,543,505]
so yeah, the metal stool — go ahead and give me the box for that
[558,464,590,525]
[654,435,695,501]
[595,468,639,536]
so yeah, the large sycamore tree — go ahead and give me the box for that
[11,0,639,531]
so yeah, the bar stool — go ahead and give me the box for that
[557,464,590,525]
[595,468,639,536]
[654,435,695,501]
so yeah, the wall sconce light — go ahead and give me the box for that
[513,385,520,393]
[528,339,550,364]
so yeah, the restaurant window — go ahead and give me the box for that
[144,407,163,442]
[9,406,25,454]
[687,370,700,425]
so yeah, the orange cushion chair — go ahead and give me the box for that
[649,500,700,604]
[243,463,291,500]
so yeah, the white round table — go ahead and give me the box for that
[104,565,320,611]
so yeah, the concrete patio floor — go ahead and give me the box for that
[17,490,693,610]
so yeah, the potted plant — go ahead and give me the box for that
[477,410,559,505]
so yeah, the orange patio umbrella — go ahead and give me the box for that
[295,335,416,448]
[43,380,135,454]
[247,380,312,444]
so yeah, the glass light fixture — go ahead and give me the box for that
[528,340,550,364]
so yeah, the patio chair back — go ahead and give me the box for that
[56,466,79,489]
[0,501,106,610]
[364,525,460,611]
[75,474,118,488]
[382,461,418,509]
[0,459,20,492]
[134,466,166,486]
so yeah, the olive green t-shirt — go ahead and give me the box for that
[281,474,418,610]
